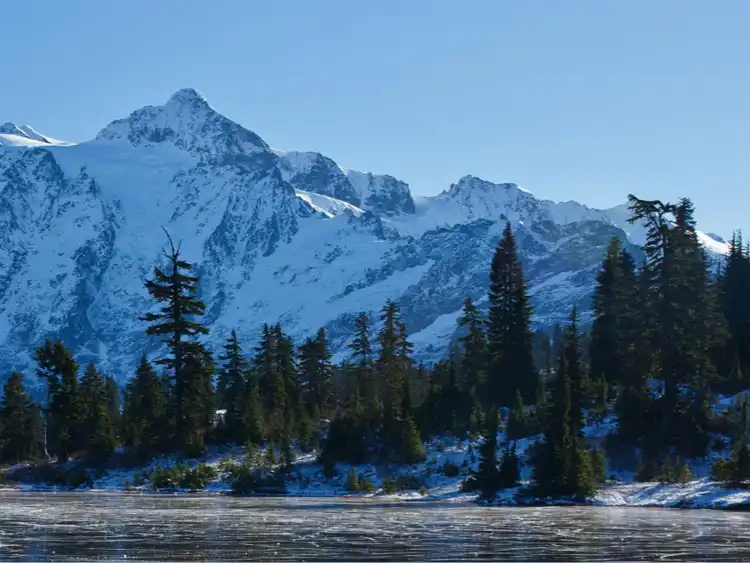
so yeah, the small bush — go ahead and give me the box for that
[358,474,374,493]
[442,461,460,477]
[229,463,286,495]
[382,477,398,494]
[677,464,692,485]
[395,475,423,491]
[418,486,429,496]
[344,468,359,492]
[712,458,735,483]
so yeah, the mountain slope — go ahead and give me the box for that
[0,89,727,383]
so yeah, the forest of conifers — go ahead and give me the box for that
[1,194,750,500]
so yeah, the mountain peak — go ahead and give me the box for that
[166,88,209,109]
[0,122,70,147]
[95,88,268,156]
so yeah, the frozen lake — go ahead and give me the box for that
[2,493,750,560]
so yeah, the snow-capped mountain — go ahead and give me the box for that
[0,89,728,384]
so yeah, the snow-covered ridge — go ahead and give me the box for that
[0,122,73,147]
[0,88,729,382]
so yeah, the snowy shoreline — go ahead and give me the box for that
[3,478,750,511]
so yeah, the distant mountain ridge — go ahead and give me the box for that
[0,88,727,383]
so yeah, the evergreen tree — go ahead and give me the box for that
[589,237,628,386]
[350,312,380,422]
[0,372,42,463]
[140,230,209,452]
[377,300,406,421]
[458,296,487,399]
[80,363,116,461]
[465,407,500,500]
[720,231,750,388]
[531,308,597,499]
[298,328,334,420]
[217,329,249,443]
[487,222,537,406]
[180,341,215,456]
[506,389,528,440]
[104,375,122,443]
[123,356,168,459]
[35,339,84,462]
[499,442,521,489]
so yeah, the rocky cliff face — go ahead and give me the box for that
[0,88,726,384]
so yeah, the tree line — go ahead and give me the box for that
[1,196,749,501]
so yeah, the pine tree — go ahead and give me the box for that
[506,389,528,440]
[377,300,405,421]
[298,328,334,420]
[466,406,500,500]
[179,341,215,456]
[123,356,168,459]
[499,442,521,489]
[562,306,588,436]
[217,329,249,443]
[0,372,42,463]
[104,375,122,443]
[589,237,628,387]
[720,231,750,389]
[35,339,84,462]
[140,230,209,452]
[487,222,537,406]
[531,307,597,499]
[731,393,750,487]
[80,363,116,461]
[458,296,487,399]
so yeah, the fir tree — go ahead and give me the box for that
[298,328,334,420]
[140,229,209,452]
[499,442,521,489]
[589,237,628,386]
[123,356,168,459]
[0,372,42,463]
[80,363,116,461]
[217,329,249,443]
[458,296,487,399]
[465,406,500,500]
[35,339,84,462]
[506,389,528,440]
[487,222,537,406]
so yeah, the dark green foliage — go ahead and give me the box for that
[463,407,500,500]
[79,363,117,462]
[506,390,529,440]
[712,393,750,487]
[35,339,84,462]
[298,328,334,421]
[530,308,598,499]
[140,231,211,453]
[149,463,217,490]
[0,372,42,463]
[499,443,520,488]
[486,222,537,406]
[458,296,487,400]
[216,329,249,443]
[228,464,287,495]
[123,356,169,459]
[344,468,359,492]
[591,448,607,484]
[442,461,460,477]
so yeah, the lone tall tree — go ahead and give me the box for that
[140,228,209,452]
[487,222,537,406]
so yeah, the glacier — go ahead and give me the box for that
[0,88,728,385]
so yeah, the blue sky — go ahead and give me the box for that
[3,0,748,236]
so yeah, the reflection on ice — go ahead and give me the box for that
[1,493,750,560]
